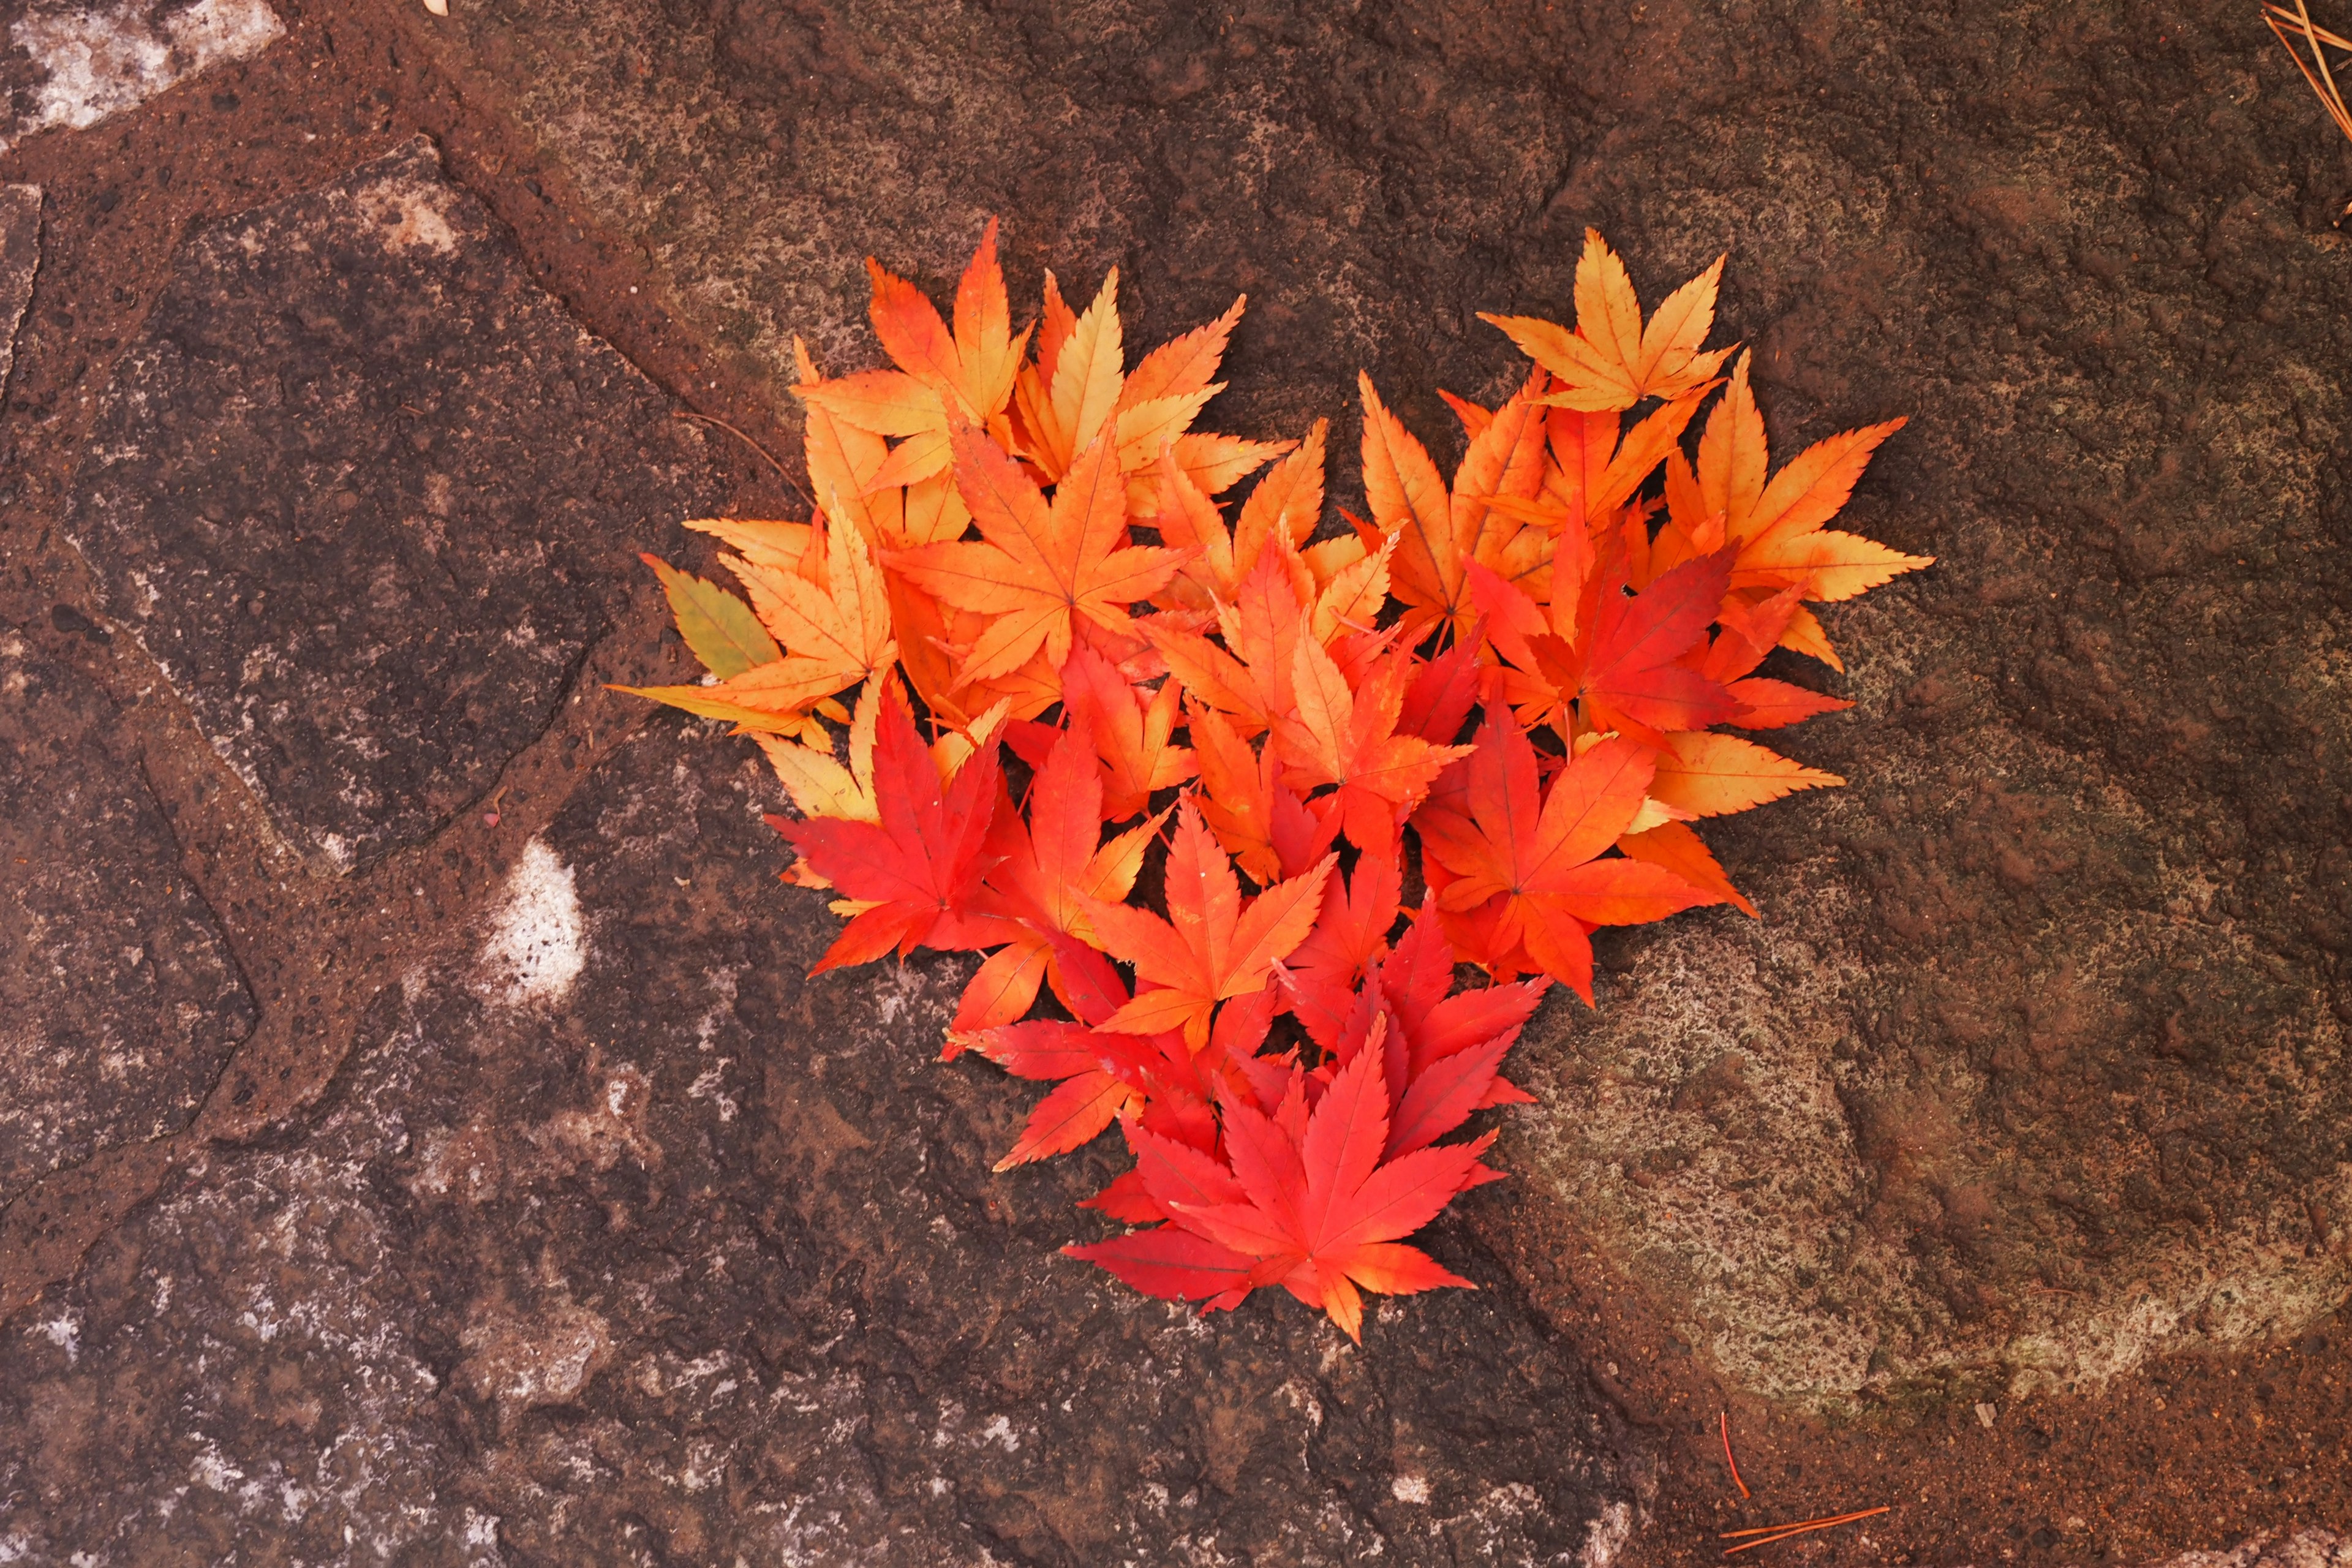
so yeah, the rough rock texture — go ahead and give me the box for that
[409,0,2352,1406]
[0,0,282,153]
[2156,1531,2352,1568]
[66,137,724,871]
[0,182,31,387]
[0,624,254,1207]
[0,718,1635,1563]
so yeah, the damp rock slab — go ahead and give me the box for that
[67,137,722,871]
[0,183,33,389]
[0,627,255,1207]
[0,0,282,152]
[0,720,1634,1563]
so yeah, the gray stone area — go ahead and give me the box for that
[409,0,2352,1404]
[66,137,723,872]
[0,719,1633,1564]
[0,183,31,389]
[0,624,254,1207]
[0,0,282,152]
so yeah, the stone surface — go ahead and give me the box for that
[0,623,255,1207]
[0,718,1635,1563]
[0,0,282,152]
[0,183,31,390]
[66,137,724,871]
[2155,1531,2352,1568]
[409,0,2352,1406]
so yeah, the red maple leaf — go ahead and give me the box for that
[1414,708,1711,999]
[1134,1027,1495,1341]
[1468,541,1740,748]
[771,682,1011,972]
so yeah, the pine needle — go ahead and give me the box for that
[1719,1411,1752,1500]
[2264,2,2352,148]
[1721,1506,1891,1554]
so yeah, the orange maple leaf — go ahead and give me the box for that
[1481,230,1733,413]
[1355,368,1553,641]
[793,222,1028,496]
[888,422,1189,689]
[1081,800,1333,1051]
[1186,700,1339,888]
[615,514,896,739]
[1152,421,1328,609]
[1058,646,1196,821]
[1275,641,1471,853]
[1667,351,1931,669]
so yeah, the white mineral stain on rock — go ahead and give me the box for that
[1578,1499,1634,1567]
[458,1297,612,1425]
[370,174,460,256]
[476,839,586,1007]
[3,0,284,151]
[2152,1530,2352,1568]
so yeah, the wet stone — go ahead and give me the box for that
[0,718,1634,1563]
[0,625,255,1207]
[0,0,282,151]
[66,138,723,871]
[0,184,33,389]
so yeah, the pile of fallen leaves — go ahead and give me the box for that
[623,223,1926,1341]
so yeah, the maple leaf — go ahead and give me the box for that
[1370,902,1545,1109]
[795,222,1028,494]
[1475,390,1714,566]
[1058,646,1196,821]
[1416,710,1711,999]
[618,515,897,740]
[1156,1033,1490,1342]
[1616,819,1754,918]
[1356,368,1551,639]
[1645,731,1842,820]
[1152,421,1328,609]
[888,421,1189,689]
[966,1018,1145,1171]
[1481,230,1733,413]
[771,682,1011,971]
[1186,700,1339,887]
[956,716,1164,1035]
[1142,545,1317,737]
[1010,273,1284,507]
[1278,851,1402,1049]
[788,339,973,553]
[1080,801,1333,1051]
[1692,583,1854,732]
[985,962,1276,1180]
[1670,351,1931,668]
[1468,538,1739,747]
[1275,639,1472,853]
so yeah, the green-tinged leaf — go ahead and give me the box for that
[607,684,814,736]
[642,552,779,679]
